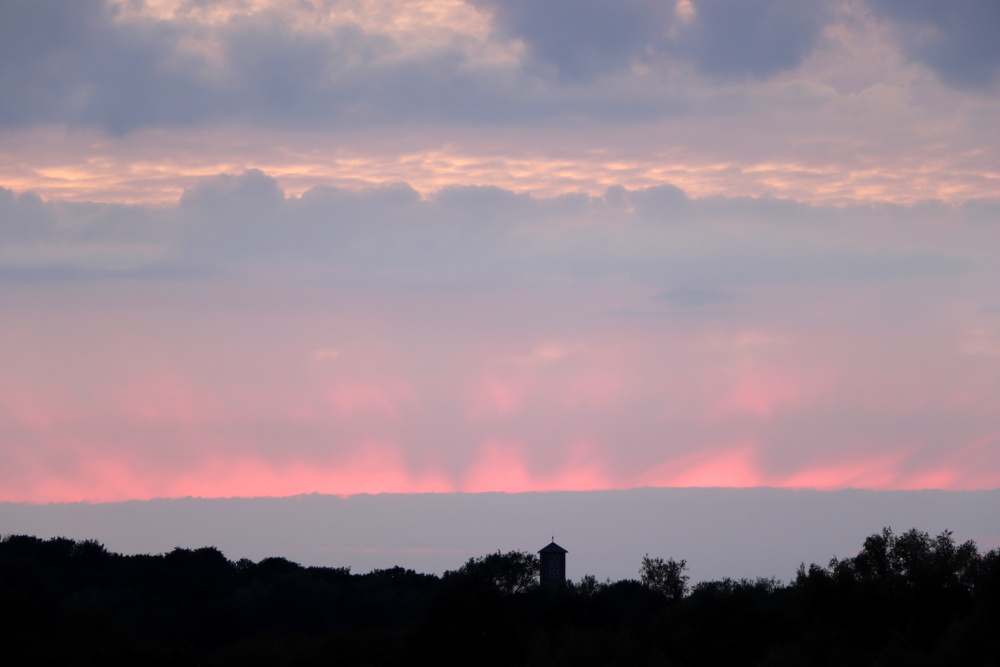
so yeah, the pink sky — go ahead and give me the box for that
[2,0,999,503]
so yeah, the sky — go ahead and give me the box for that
[2,0,1000,506]
[4,489,999,582]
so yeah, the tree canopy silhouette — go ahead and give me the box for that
[2,528,998,665]
[445,549,540,594]
[639,553,689,600]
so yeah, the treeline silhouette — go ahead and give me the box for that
[2,528,999,665]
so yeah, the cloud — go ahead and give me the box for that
[670,0,831,79]
[3,173,989,500]
[471,0,673,82]
[0,187,55,243]
[180,168,285,213]
[1,173,978,290]
[473,0,831,81]
[0,0,210,133]
[870,0,1000,89]
[1,0,996,227]
[656,287,737,308]
[1,4,999,506]
[5,272,1000,500]
[0,0,903,136]
[0,0,506,132]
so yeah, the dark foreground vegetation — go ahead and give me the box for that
[2,528,999,665]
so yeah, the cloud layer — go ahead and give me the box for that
[2,2,998,502]
[1,0,998,210]
[2,171,999,501]
[4,0,996,134]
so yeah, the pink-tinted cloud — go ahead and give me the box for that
[3,253,999,502]
[2,2,999,503]
[460,440,609,493]
[1,2,998,206]
[639,445,764,489]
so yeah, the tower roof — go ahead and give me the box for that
[539,541,568,554]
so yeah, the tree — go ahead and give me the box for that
[640,554,688,600]
[833,527,982,594]
[574,574,602,597]
[448,550,540,594]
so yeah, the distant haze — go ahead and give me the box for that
[3,489,998,584]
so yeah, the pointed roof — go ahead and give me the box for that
[539,541,568,554]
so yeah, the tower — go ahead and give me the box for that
[538,540,568,588]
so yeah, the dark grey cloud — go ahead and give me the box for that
[961,198,1000,224]
[470,0,673,81]
[0,0,837,133]
[1,173,975,293]
[629,183,690,218]
[0,261,214,282]
[0,0,106,126]
[674,0,830,79]
[870,0,1000,89]
[0,0,668,133]
[0,0,210,133]
[0,188,55,243]
[180,169,285,213]
[434,184,535,219]
[649,240,971,288]
[473,0,830,81]
[297,181,422,219]
[0,185,163,244]
[1,0,995,138]
[0,0,520,132]
[656,287,738,308]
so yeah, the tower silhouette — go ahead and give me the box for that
[539,540,567,588]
